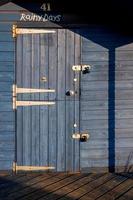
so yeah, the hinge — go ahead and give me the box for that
[13,161,55,174]
[13,85,55,94]
[12,25,56,38]
[12,84,55,110]
[12,25,17,38]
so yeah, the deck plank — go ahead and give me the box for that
[116,188,133,200]
[39,174,103,200]
[0,173,132,200]
[58,173,115,200]
[7,173,71,199]
[97,177,133,200]
[19,174,83,200]
[5,173,55,195]
[79,174,128,200]
[0,174,36,189]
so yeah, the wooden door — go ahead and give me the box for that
[16,29,81,172]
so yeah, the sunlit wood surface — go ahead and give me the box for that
[0,173,132,200]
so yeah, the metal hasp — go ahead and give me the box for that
[66,90,77,96]
[12,25,56,38]
[13,162,55,174]
[72,65,91,74]
[72,132,90,142]
[12,84,55,109]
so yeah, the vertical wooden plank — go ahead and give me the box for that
[74,30,81,171]
[39,33,49,166]
[48,30,57,170]
[57,29,66,171]
[16,35,23,166]
[31,34,40,166]
[22,35,31,165]
[66,29,75,171]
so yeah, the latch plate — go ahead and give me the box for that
[72,65,91,72]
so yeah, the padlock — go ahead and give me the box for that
[82,66,91,74]
[80,133,90,142]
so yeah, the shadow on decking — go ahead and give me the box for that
[0,173,132,200]
[0,173,74,200]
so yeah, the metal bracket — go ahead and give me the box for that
[13,161,55,174]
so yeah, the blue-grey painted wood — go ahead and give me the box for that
[39,33,49,167]
[0,72,14,82]
[73,30,80,171]
[0,52,14,61]
[0,102,12,111]
[31,34,40,166]
[0,13,20,21]
[0,23,12,31]
[48,31,57,170]
[82,51,109,62]
[0,122,14,132]
[16,29,80,172]
[22,35,32,165]
[0,132,14,141]
[0,32,13,41]
[0,92,12,101]
[0,152,14,160]
[0,82,12,91]
[57,29,66,171]
[0,42,14,51]
[0,11,132,172]
[0,112,14,121]
[82,80,133,89]
[82,31,106,171]
[16,35,23,166]
[0,143,14,151]
[80,27,133,172]
[0,62,14,72]
[66,30,73,171]
[0,161,13,170]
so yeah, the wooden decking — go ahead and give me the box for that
[0,173,132,200]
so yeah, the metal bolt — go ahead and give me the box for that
[74,123,77,128]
